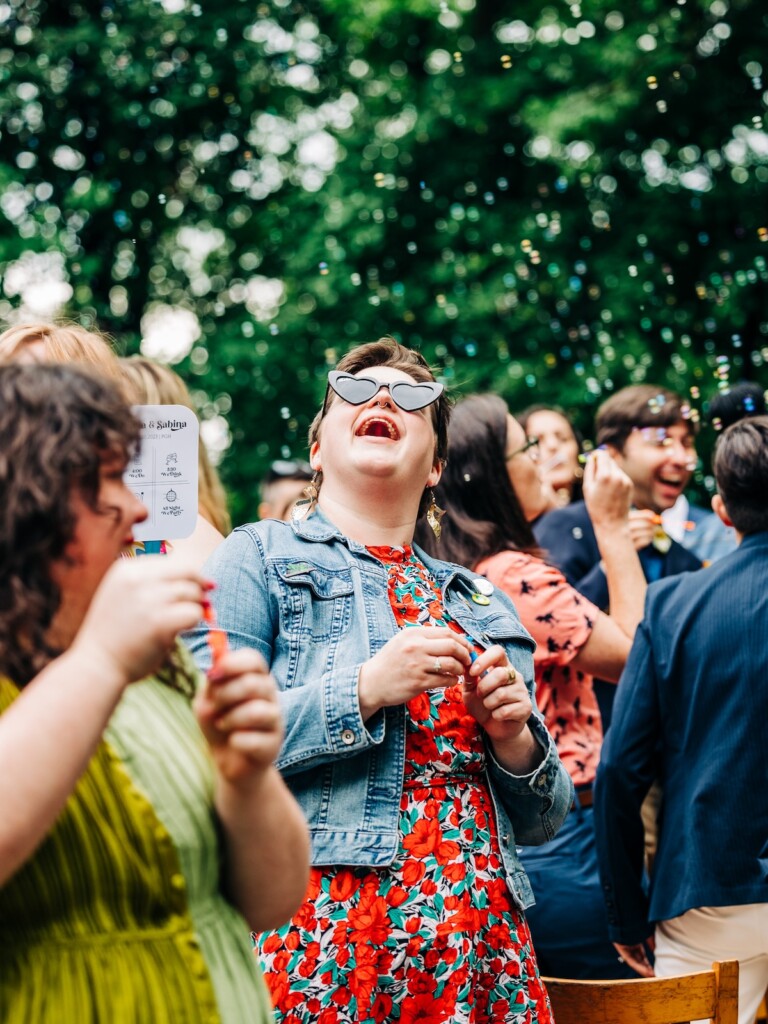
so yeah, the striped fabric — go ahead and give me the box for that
[0,661,272,1024]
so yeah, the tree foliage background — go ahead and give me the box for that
[1,0,767,521]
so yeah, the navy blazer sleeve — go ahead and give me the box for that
[593,612,662,944]
[534,504,610,609]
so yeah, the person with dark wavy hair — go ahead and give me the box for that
[0,321,229,570]
[0,364,308,1023]
[187,339,573,1024]
[0,364,140,685]
[416,393,647,980]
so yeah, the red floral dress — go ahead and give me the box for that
[255,546,553,1024]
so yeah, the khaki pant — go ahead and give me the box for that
[655,904,768,1024]
[641,779,662,874]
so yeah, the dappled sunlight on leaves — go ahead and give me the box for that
[0,0,766,520]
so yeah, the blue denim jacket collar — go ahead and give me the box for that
[292,505,478,590]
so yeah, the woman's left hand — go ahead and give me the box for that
[194,648,284,787]
[462,645,532,742]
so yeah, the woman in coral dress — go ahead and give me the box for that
[418,393,646,980]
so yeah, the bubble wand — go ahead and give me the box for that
[202,600,229,666]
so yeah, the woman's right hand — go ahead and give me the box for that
[357,626,472,720]
[70,558,210,687]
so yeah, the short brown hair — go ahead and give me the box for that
[307,337,449,516]
[309,338,448,456]
[595,384,695,451]
[713,415,768,536]
[0,364,140,685]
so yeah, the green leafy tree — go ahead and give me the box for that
[1,0,766,519]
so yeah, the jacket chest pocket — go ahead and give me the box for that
[275,562,356,643]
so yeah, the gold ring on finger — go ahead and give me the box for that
[434,658,442,674]
[507,667,517,683]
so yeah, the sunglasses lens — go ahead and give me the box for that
[389,381,443,411]
[328,373,378,405]
[327,372,443,411]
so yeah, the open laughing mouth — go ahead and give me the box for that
[355,416,401,440]
[657,474,684,491]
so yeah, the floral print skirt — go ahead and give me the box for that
[255,773,553,1024]
[256,545,553,1023]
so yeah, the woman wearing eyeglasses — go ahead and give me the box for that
[187,339,573,1024]
[518,405,586,509]
[416,394,646,981]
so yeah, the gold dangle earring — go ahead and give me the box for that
[426,489,446,540]
[291,472,320,521]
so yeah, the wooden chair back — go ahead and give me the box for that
[754,992,767,1023]
[543,960,739,1024]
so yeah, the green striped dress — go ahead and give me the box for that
[0,667,273,1024]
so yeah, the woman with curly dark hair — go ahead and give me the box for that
[0,364,308,1023]
[0,320,228,568]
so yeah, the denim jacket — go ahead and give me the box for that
[185,510,573,910]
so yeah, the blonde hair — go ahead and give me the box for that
[119,355,231,536]
[0,322,124,383]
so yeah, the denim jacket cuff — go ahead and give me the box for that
[323,664,386,751]
[486,713,565,794]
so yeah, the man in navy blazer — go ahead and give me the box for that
[594,415,768,1024]
[534,384,702,727]
[535,383,702,608]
